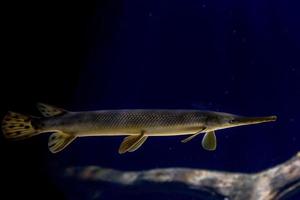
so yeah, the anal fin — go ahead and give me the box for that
[118,131,147,154]
[48,131,76,153]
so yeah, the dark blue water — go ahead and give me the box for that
[1,0,299,199]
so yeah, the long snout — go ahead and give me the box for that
[231,115,277,126]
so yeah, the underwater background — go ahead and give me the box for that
[1,0,300,199]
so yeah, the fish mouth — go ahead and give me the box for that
[230,115,277,125]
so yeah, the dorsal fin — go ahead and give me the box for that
[37,103,68,117]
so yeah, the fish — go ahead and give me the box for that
[1,103,277,154]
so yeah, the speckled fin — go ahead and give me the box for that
[48,132,76,153]
[2,111,40,140]
[201,131,217,151]
[181,127,206,143]
[118,132,147,154]
[37,103,68,117]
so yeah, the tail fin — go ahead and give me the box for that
[2,112,40,140]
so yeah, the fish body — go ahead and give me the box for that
[40,110,208,137]
[2,103,277,154]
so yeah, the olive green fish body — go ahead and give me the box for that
[40,110,207,136]
[2,103,277,154]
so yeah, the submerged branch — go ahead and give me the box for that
[64,152,300,200]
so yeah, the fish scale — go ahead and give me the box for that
[86,111,201,130]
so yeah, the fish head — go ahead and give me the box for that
[205,111,277,130]
[228,115,277,127]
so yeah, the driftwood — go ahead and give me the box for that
[64,152,300,200]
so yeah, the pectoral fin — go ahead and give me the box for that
[48,131,76,153]
[181,127,206,143]
[201,131,217,151]
[118,132,147,154]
